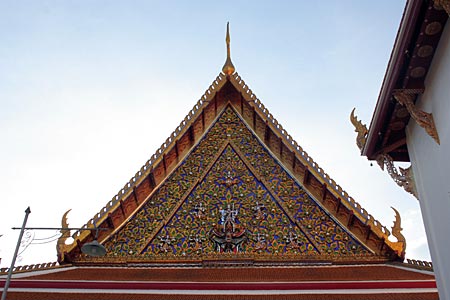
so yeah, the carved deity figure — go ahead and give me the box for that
[221,170,239,187]
[210,203,247,253]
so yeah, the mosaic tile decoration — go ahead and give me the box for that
[103,106,370,259]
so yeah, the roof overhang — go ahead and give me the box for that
[363,0,448,161]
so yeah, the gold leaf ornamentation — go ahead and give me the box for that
[350,108,368,151]
[434,0,450,15]
[390,207,406,257]
[393,90,440,144]
[376,154,418,199]
[57,209,72,261]
[222,22,235,76]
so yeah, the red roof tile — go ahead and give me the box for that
[24,264,434,282]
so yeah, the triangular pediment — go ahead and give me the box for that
[105,107,372,261]
[60,73,404,264]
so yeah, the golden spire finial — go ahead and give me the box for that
[222,22,235,75]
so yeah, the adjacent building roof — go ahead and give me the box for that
[362,0,448,161]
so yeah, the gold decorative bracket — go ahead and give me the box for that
[350,108,368,152]
[376,153,418,199]
[390,207,407,258]
[434,0,450,15]
[393,90,440,144]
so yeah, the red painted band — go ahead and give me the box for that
[0,280,437,291]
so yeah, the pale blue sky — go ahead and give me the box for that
[1,1,428,266]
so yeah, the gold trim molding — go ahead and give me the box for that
[376,154,418,199]
[393,90,440,144]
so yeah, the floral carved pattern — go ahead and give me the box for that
[103,106,370,259]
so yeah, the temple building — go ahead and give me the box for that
[351,0,449,299]
[1,23,438,299]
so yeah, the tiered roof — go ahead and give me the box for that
[361,1,448,161]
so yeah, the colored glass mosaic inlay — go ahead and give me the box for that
[103,106,370,259]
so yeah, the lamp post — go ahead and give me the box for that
[1,208,107,300]
[1,207,31,300]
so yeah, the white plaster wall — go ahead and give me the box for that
[406,21,450,300]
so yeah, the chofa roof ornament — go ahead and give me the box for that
[350,108,368,152]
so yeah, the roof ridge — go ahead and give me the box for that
[228,73,394,245]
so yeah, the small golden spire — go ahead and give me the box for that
[222,22,235,75]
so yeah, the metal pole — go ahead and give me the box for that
[11,227,108,231]
[1,207,31,300]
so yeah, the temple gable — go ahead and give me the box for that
[67,106,377,264]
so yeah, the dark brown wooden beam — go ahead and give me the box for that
[240,93,244,115]
[264,121,270,144]
[303,168,310,185]
[279,137,283,158]
[214,95,217,116]
[321,183,327,202]
[148,172,156,189]
[336,199,342,214]
[365,227,371,242]
[162,154,167,176]
[119,200,126,217]
[347,211,355,228]
[133,187,139,205]
[76,240,83,252]
[201,110,205,132]
[380,137,407,155]
[292,152,296,172]
[175,140,179,163]
[106,213,115,229]
[253,106,256,130]
[379,238,385,252]
[381,128,392,149]
[403,80,425,92]
[188,126,195,143]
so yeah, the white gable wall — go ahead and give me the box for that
[406,21,450,300]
